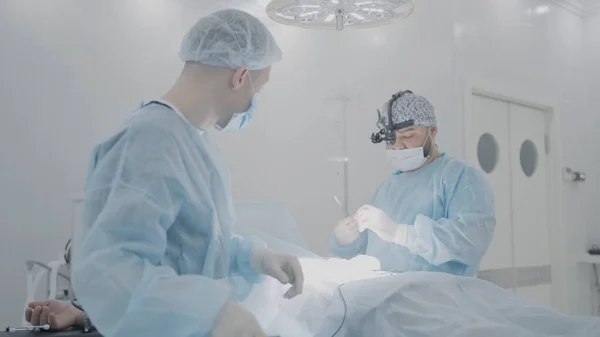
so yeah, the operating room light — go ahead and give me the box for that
[265,0,415,31]
[534,5,549,15]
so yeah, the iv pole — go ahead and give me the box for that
[328,94,351,216]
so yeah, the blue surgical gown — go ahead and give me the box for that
[71,103,263,337]
[331,154,496,277]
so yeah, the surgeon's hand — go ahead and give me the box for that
[333,217,360,246]
[210,300,266,337]
[251,246,304,299]
[25,300,84,331]
[355,205,409,246]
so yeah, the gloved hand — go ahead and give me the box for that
[251,246,304,299]
[210,300,266,337]
[25,300,84,331]
[355,205,409,246]
[333,216,360,246]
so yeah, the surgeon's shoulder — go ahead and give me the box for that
[124,105,187,146]
[439,156,490,188]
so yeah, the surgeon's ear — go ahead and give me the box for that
[231,67,249,90]
[430,126,438,138]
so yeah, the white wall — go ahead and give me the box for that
[452,0,592,314]
[578,10,600,316]
[584,13,600,241]
[0,0,596,326]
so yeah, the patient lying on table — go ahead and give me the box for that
[26,255,600,337]
[242,256,600,337]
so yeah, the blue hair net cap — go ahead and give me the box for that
[381,92,437,128]
[179,9,282,70]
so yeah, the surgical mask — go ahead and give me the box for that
[216,71,258,132]
[386,129,431,172]
[215,95,256,132]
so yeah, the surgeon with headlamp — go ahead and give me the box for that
[71,9,303,337]
[331,90,496,277]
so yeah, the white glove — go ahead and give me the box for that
[333,216,360,246]
[250,246,304,299]
[355,205,409,246]
[210,300,266,337]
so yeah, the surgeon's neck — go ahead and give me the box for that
[161,63,226,130]
[424,146,441,166]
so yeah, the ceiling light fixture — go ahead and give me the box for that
[265,0,415,31]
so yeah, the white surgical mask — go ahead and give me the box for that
[386,130,430,172]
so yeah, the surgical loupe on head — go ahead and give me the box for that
[370,90,414,146]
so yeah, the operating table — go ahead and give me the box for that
[0,331,279,337]
[0,330,100,337]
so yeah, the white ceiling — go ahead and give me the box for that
[198,0,600,18]
[551,0,600,16]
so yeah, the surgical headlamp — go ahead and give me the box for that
[370,90,414,146]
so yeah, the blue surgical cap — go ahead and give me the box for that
[179,9,282,70]
[381,92,437,128]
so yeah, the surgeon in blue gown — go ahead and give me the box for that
[71,9,303,337]
[331,91,496,277]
